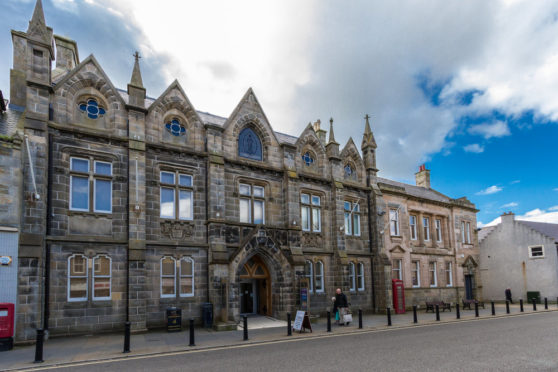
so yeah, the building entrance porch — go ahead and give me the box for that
[239,255,271,316]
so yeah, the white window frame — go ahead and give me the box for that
[315,261,324,293]
[429,261,437,287]
[239,183,265,224]
[409,215,417,240]
[392,259,402,280]
[461,221,466,243]
[179,257,195,297]
[445,261,453,287]
[349,262,356,292]
[411,260,421,288]
[357,262,365,291]
[301,193,322,233]
[344,201,361,236]
[67,254,88,302]
[93,161,113,213]
[160,256,176,298]
[160,171,194,220]
[69,157,90,212]
[528,245,545,259]
[305,260,314,293]
[423,217,430,241]
[435,219,442,242]
[466,222,471,244]
[389,209,400,236]
[92,255,112,301]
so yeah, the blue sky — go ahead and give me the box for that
[1,0,557,226]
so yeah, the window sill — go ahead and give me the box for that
[529,256,545,260]
[68,210,112,218]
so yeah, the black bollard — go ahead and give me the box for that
[34,328,44,363]
[413,305,418,324]
[506,300,510,314]
[456,303,460,319]
[435,304,440,321]
[491,301,495,316]
[189,318,195,346]
[387,307,392,326]
[532,298,537,311]
[123,321,131,353]
[520,299,524,312]
[358,309,363,329]
[474,301,479,317]
[545,297,548,310]
[287,313,292,336]
[327,311,331,332]
[243,316,248,341]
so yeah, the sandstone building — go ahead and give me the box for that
[0,1,480,342]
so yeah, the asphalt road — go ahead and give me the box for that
[24,311,558,372]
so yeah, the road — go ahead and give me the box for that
[21,311,558,372]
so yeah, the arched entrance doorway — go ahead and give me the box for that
[239,255,271,316]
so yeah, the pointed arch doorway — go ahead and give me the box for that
[239,255,271,316]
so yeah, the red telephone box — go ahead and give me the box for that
[392,280,405,314]
[0,303,15,351]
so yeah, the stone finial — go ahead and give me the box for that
[328,117,338,145]
[130,51,144,88]
[27,0,48,41]
[362,113,377,149]
[313,119,321,132]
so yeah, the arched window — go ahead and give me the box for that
[357,262,365,291]
[315,261,324,293]
[180,257,194,297]
[68,254,88,301]
[92,255,111,300]
[78,98,106,119]
[344,163,355,180]
[238,127,262,161]
[348,262,356,292]
[165,118,186,137]
[301,151,315,166]
[304,260,314,293]
[160,256,176,298]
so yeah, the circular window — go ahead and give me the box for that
[165,118,186,137]
[78,98,106,119]
[301,152,314,166]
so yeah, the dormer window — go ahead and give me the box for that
[165,118,186,137]
[238,127,262,161]
[78,98,106,119]
[301,152,314,166]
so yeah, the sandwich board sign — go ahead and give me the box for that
[293,310,312,333]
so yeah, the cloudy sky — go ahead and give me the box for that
[1,0,557,226]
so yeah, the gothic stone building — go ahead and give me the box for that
[0,1,480,342]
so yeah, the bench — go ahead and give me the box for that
[462,299,485,310]
[425,301,451,312]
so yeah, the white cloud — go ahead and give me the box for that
[468,120,511,139]
[549,206,558,211]
[501,202,518,208]
[554,188,558,192]
[476,185,503,195]
[510,180,520,184]
[463,143,484,153]
[52,0,78,13]
[483,207,558,226]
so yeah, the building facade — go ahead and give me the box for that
[479,212,558,301]
[0,1,479,342]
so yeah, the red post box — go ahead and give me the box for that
[0,303,15,351]
[392,280,405,314]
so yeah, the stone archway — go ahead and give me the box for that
[229,231,294,321]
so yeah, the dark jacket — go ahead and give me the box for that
[335,292,348,310]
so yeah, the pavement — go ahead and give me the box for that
[1,303,555,371]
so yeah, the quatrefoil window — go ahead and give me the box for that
[78,99,106,119]
[165,118,186,137]
[301,152,314,166]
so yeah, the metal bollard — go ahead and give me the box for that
[474,301,479,317]
[327,311,331,332]
[34,328,44,363]
[506,300,510,314]
[189,318,195,346]
[123,321,131,353]
[456,303,460,319]
[520,299,524,312]
[358,309,363,329]
[243,316,248,341]
[387,307,392,326]
[287,312,292,336]
[413,305,418,324]
[545,297,548,310]
[435,304,440,321]
[532,298,537,311]
[491,301,495,316]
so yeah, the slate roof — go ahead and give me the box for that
[0,106,23,137]
[518,221,558,241]
[376,177,453,204]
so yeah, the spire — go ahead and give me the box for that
[27,0,48,41]
[362,114,377,149]
[130,51,144,88]
[328,117,338,144]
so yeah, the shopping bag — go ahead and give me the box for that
[335,311,340,321]
[343,313,353,323]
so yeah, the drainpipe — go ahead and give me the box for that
[43,133,53,332]
[205,136,210,303]
[366,174,377,311]
[125,156,130,322]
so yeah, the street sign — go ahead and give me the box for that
[292,310,312,333]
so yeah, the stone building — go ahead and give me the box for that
[479,212,558,302]
[0,1,479,342]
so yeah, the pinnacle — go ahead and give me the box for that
[27,0,48,40]
[362,114,377,149]
[328,117,338,145]
[130,51,144,88]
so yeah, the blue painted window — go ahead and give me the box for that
[344,164,354,178]
[165,118,186,137]
[238,127,262,161]
[78,98,106,119]
[301,152,314,166]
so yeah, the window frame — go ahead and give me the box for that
[423,217,430,241]
[392,259,402,280]
[159,170,194,221]
[179,257,195,297]
[466,222,471,244]
[301,193,322,233]
[69,157,113,214]
[348,262,356,292]
[461,221,466,243]
[239,182,265,225]
[409,215,417,240]
[238,127,263,161]
[429,261,437,287]
[435,218,442,243]
[67,254,88,302]
[411,260,421,288]
[92,255,112,301]
[93,161,113,213]
[315,261,324,293]
[305,260,314,293]
[344,201,361,236]
[69,157,90,212]
[389,209,400,236]
[160,256,177,298]
[528,245,545,259]
[357,262,365,291]
[445,261,453,287]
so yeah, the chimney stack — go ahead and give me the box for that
[415,164,431,188]
[500,211,515,225]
